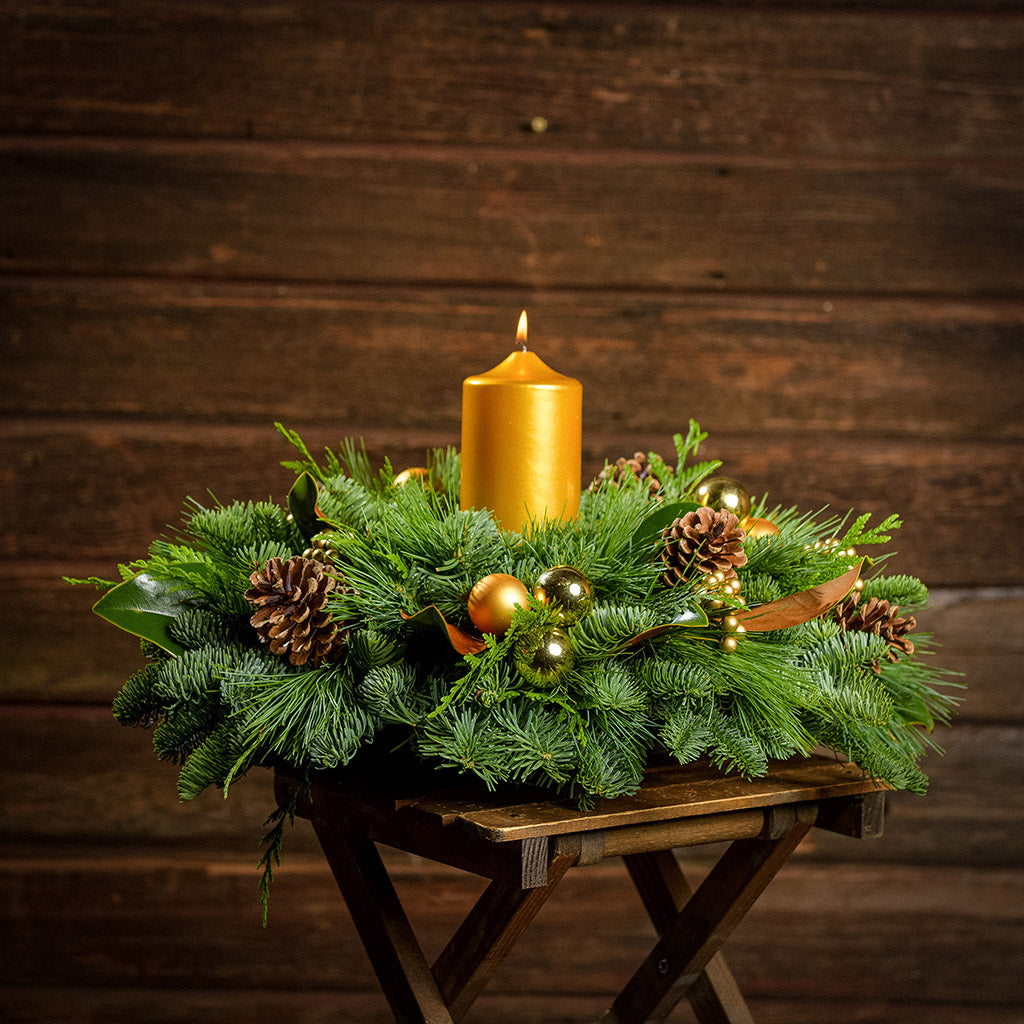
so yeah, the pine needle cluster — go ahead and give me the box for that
[93,421,958,831]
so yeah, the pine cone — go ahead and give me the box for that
[245,555,347,667]
[661,506,747,585]
[590,451,662,496]
[834,592,916,669]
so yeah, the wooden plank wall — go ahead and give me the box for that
[2,2,1022,1021]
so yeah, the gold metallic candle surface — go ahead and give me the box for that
[460,313,582,533]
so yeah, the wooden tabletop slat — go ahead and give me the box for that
[278,756,886,847]
[415,758,886,843]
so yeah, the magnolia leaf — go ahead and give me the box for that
[92,574,194,656]
[402,606,488,656]
[734,562,863,632]
[617,606,710,650]
[287,472,323,541]
[894,693,936,732]
[632,500,700,554]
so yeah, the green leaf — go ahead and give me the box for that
[893,694,936,732]
[632,501,700,554]
[287,472,323,541]
[92,574,194,656]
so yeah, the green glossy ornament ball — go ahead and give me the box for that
[533,565,594,624]
[694,476,751,518]
[514,628,574,687]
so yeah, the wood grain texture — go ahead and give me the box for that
[8,573,1012,714]
[602,817,815,1023]
[3,280,1022,440]
[2,3,1021,161]
[1,990,1020,1024]
[2,854,1021,1010]
[311,821,457,1022]
[430,853,577,1019]
[2,141,1021,295]
[915,591,1024,721]
[1,4,1021,1020]
[624,849,756,1024]
[4,422,1020,585]
[2,712,1017,866]
[425,757,881,843]
[0,706,284,850]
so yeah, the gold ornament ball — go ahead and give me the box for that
[468,573,531,635]
[394,466,430,488]
[719,635,739,653]
[741,516,779,539]
[514,628,574,687]
[695,477,751,518]
[534,565,594,624]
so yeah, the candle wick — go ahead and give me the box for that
[516,310,528,352]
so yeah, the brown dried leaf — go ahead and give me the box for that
[402,606,488,655]
[734,561,863,632]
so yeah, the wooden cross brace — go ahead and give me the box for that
[275,756,886,1023]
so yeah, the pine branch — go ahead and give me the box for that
[659,707,710,765]
[573,723,647,800]
[862,573,929,611]
[112,663,163,727]
[95,423,959,826]
[637,657,716,701]
[225,661,374,771]
[572,603,663,661]
[177,721,251,800]
[706,705,769,778]
[341,437,385,491]
[488,702,577,785]
[358,663,427,726]
[416,708,506,789]
[153,704,221,764]
[575,662,648,715]
[168,607,242,649]
[152,643,245,707]
[347,629,401,672]
[315,475,376,532]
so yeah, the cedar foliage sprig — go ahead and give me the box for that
[92,424,959,887]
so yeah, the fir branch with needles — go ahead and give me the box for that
[86,420,960,905]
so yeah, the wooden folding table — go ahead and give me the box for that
[275,754,886,1023]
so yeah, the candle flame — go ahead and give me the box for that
[516,310,528,351]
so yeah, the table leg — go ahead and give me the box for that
[601,815,815,1024]
[432,846,577,1021]
[313,819,454,1024]
[624,850,754,1024]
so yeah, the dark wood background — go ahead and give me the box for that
[2,2,1022,1021]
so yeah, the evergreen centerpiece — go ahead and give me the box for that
[74,421,958,908]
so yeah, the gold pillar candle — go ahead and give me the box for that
[460,312,582,533]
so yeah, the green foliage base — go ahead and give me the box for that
[84,422,959,908]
